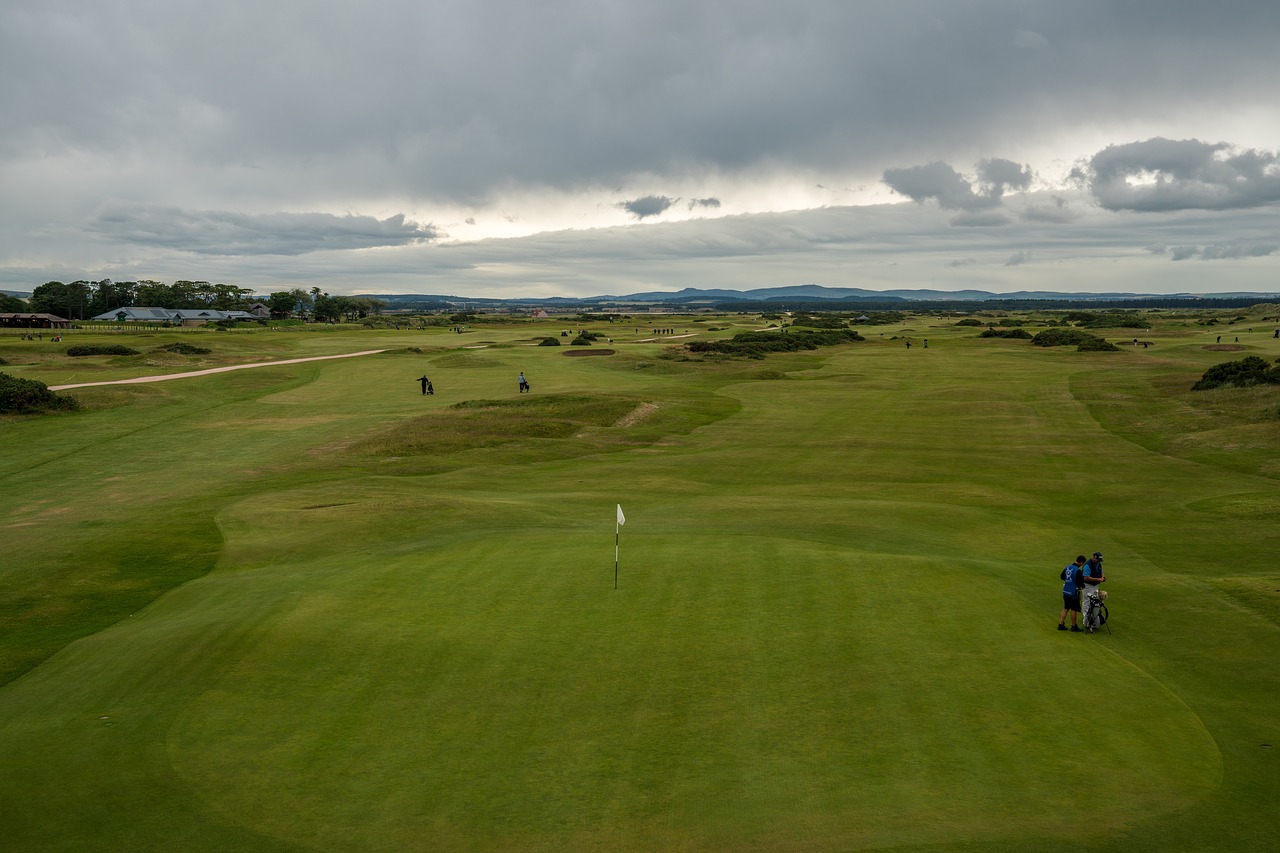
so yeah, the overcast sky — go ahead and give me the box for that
[4,0,1280,298]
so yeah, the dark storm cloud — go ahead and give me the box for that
[1082,138,1280,211]
[8,2,1280,207]
[882,158,1030,223]
[620,196,677,219]
[88,204,438,256]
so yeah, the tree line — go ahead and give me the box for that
[21,280,385,323]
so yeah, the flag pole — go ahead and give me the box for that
[615,504,625,589]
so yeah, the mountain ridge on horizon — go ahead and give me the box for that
[363,284,1280,304]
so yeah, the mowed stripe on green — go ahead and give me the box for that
[1,322,1276,851]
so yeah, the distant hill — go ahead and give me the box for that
[366,285,1280,307]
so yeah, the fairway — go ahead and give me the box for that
[2,317,1278,852]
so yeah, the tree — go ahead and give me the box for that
[0,293,27,312]
[29,281,72,317]
[267,291,299,318]
[312,293,340,322]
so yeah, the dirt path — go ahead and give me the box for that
[49,350,387,391]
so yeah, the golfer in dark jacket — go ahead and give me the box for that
[1058,556,1086,632]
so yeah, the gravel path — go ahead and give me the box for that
[49,349,387,391]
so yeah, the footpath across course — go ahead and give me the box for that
[49,350,387,390]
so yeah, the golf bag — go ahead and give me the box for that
[1083,589,1110,634]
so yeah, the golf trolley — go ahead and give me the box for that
[1083,589,1110,634]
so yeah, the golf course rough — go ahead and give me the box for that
[1,314,1277,852]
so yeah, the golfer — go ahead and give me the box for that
[1081,552,1106,633]
[518,372,530,393]
[418,375,433,395]
[1059,555,1086,632]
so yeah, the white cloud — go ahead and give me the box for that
[86,203,438,256]
[1083,138,1280,211]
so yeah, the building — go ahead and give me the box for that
[89,307,259,325]
[0,312,72,329]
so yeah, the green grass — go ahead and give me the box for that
[1,314,1278,851]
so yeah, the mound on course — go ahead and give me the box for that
[1,314,1277,852]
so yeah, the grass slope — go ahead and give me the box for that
[1,318,1277,851]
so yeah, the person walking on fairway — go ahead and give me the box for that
[1081,552,1106,633]
[518,372,530,393]
[1059,555,1086,632]
[418,375,433,395]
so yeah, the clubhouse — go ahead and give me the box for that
[89,305,270,325]
[0,312,72,329]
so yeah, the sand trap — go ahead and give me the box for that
[49,350,387,390]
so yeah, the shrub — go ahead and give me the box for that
[0,356,7,365]
[979,328,1033,339]
[1077,337,1121,352]
[0,372,81,414]
[66,344,140,357]
[1192,356,1280,390]
[790,314,847,329]
[570,336,592,346]
[1031,328,1098,347]
[687,328,864,358]
[538,337,561,347]
[955,319,984,327]
[1079,313,1152,329]
[154,342,211,355]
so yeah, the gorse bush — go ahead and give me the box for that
[1077,336,1122,352]
[1031,328,1101,347]
[154,342,211,355]
[66,344,140,357]
[0,372,81,414]
[538,337,561,346]
[1079,313,1152,330]
[955,319,984,327]
[687,328,864,358]
[1192,356,1280,390]
[978,328,1033,339]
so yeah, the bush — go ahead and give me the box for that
[979,328,1033,339]
[0,372,81,414]
[1192,356,1280,390]
[0,356,7,365]
[1031,329,1099,347]
[1079,313,1152,329]
[955,319,983,327]
[538,337,561,347]
[687,328,864,358]
[570,336,592,346]
[66,344,140,357]
[1076,337,1121,352]
[154,342,211,355]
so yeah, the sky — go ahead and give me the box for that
[4,0,1280,299]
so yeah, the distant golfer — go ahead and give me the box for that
[518,372,530,393]
[418,375,433,395]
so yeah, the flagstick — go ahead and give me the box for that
[614,519,620,590]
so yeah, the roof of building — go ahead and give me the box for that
[89,307,255,321]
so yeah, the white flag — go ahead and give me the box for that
[616,504,626,526]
